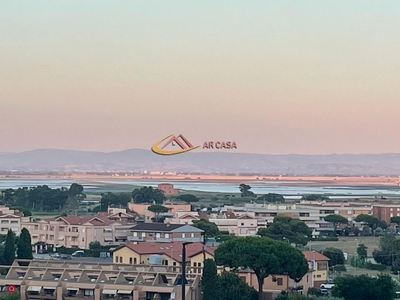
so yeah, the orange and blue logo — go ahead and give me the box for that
[151,134,200,156]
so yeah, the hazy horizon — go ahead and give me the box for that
[2,1,400,155]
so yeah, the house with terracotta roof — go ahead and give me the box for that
[22,209,138,252]
[239,250,328,298]
[121,223,204,243]
[111,241,215,275]
[302,250,330,287]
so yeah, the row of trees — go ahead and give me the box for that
[0,183,85,213]
[1,228,33,266]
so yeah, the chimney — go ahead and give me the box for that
[166,222,170,227]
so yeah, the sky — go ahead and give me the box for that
[1,1,400,155]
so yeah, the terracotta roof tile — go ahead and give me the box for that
[302,250,330,261]
[121,242,215,263]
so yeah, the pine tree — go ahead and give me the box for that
[17,228,33,259]
[202,259,220,300]
[3,230,15,265]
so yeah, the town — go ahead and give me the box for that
[0,182,399,300]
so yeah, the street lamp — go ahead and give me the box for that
[283,237,290,245]
[182,242,193,300]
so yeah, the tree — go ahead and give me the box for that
[89,241,102,250]
[373,234,400,267]
[354,214,380,230]
[323,248,345,267]
[357,244,368,260]
[132,186,166,204]
[192,219,220,242]
[64,183,86,215]
[215,236,309,300]
[332,274,396,300]
[176,194,199,203]
[17,228,33,260]
[100,192,132,211]
[239,184,255,197]
[258,193,285,203]
[147,204,168,222]
[390,216,400,226]
[324,214,348,235]
[2,230,15,265]
[257,215,312,246]
[219,271,258,300]
[202,259,220,300]
[300,194,329,201]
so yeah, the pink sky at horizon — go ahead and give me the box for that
[1,1,400,155]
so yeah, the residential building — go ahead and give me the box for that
[239,269,314,298]
[165,211,259,236]
[128,203,190,223]
[112,242,215,274]
[373,203,400,224]
[302,250,330,287]
[22,209,138,252]
[0,259,202,300]
[157,183,179,195]
[239,250,329,297]
[121,223,204,243]
[0,206,29,235]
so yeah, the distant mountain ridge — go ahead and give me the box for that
[1,149,400,175]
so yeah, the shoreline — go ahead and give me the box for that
[1,173,399,186]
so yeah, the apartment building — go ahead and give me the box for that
[373,203,400,224]
[165,211,259,236]
[22,210,137,252]
[120,223,204,243]
[0,206,29,235]
[112,242,215,274]
[0,259,202,300]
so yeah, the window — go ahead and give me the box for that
[115,256,119,263]
[10,220,18,224]
[133,232,138,237]
[182,233,186,238]
[134,257,137,264]
[241,223,244,226]
[198,263,201,268]
[193,262,197,267]
[129,257,133,264]
[84,290,94,296]
[191,233,194,238]
[165,233,169,238]
[1,220,8,224]
[156,233,161,238]
[141,232,145,237]
[277,278,283,286]
[119,257,123,263]
[317,262,328,270]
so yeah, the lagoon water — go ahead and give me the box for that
[0,178,400,199]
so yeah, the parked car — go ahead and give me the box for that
[59,254,72,260]
[72,250,85,257]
